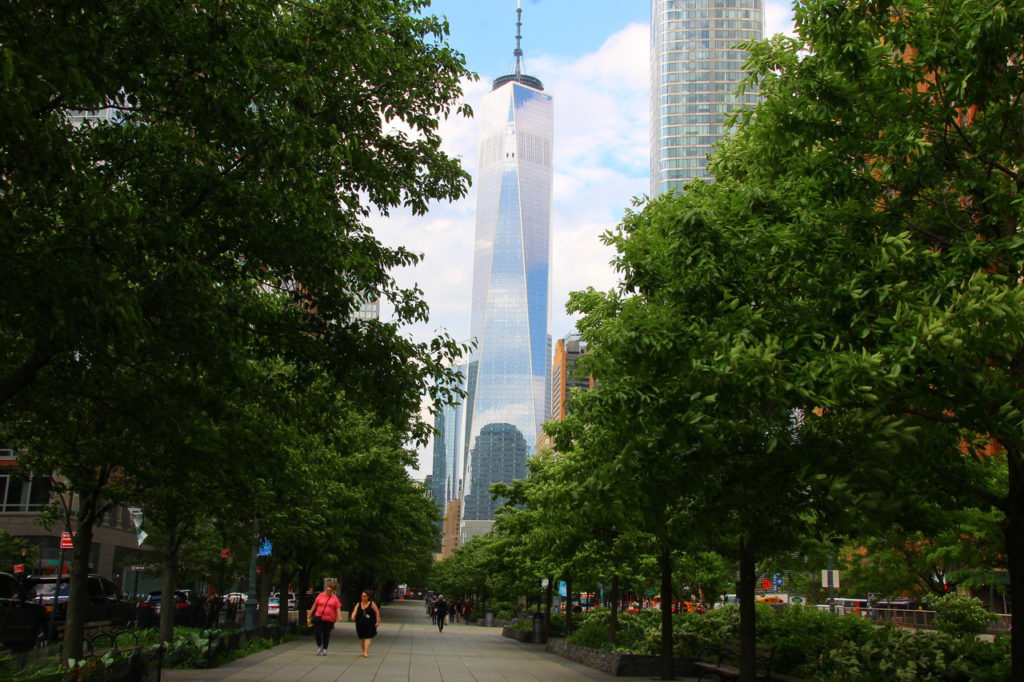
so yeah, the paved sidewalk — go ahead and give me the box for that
[160,600,697,681]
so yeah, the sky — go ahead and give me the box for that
[368,1,798,475]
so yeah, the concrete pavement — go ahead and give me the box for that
[160,600,664,681]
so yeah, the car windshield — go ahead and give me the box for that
[32,583,70,599]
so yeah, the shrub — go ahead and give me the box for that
[755,604,875,676]
[930,594,992,638]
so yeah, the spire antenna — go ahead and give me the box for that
[514,0,523,77]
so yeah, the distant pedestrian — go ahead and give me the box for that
[462,599,472,624]
[308,582,342,656]
[350,590,381,658]
[205,590,222,628]
[434,597,448,632]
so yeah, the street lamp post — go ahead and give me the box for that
[244,518,259,630]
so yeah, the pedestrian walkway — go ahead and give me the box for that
[161,600,684,681]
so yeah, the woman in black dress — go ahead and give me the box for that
[350,590,381,657]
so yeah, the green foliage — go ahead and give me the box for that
[567,605,1009,680]
[815,628,1010,682]
[931,594,993,638]
[754,604,876,677]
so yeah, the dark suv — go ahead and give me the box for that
[0,572,45,651]
[25,574,133,630]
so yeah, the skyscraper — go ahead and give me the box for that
[650,0,763,196]
[460,4,553,541]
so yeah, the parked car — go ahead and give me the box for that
[272,592,296,611]
[0,572,45,651]
[137,590,191,615]
[136,590,193,627]
[24,574,132,629]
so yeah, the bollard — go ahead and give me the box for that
[531,612,546,643]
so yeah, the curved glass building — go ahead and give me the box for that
[651,0,763,195]
[460,27,553,541]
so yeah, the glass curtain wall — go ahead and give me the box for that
[650,0,763,196]
[461,77,553,538]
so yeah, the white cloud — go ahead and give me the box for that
[766,1,797,38]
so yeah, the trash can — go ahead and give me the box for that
[532,611,547,643]
[485,610,494,627]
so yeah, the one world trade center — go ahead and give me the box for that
[460,3,552,541]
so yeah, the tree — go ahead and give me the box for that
[711,1,1024,674]
[2,0,473,659]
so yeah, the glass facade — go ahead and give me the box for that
[650,0,763,196]
[461,76,553,531]
[430,363,465,511]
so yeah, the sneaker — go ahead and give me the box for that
[316,648,323,655]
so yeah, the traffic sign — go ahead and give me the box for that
[60,531,74,549]
[13,563,25,574]
[760,578,772,591]
[221,549,231,559]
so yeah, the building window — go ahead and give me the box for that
[0,473,51,512]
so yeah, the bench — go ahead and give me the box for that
[694,639,804,681]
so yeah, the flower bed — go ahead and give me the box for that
[501,625,532,642]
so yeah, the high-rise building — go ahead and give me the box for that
[460,4,553,542]
[551,332,593,422]
[650,0,763,196]
[429,364,466,513]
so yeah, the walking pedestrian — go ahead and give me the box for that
[308,582,342,656]
[350,590,381,658]
[434,596,448,632]
[462,599,473,624]
[448,598,456,623]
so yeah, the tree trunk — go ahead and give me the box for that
[278,563,295,628]
[659,539,675,680]
[296,564,311,628]
[608,574,619,645]
[257,557,273,627]
[62,520,94,664]
[737,537,757,682]
[1004,448,1024,682]
[159,538,180,643]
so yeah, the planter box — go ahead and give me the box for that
[546,638,693,677]
[501,625,532,642]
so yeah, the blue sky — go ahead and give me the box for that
[423,1,652,80]
[371,2,798,474]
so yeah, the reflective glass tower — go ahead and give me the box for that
[461,4,552,541]
[650,0,763,195]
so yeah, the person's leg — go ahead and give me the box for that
[322,624,333,652]
[360,638,369,657]
[438,616,444,632]
[314,622,323,653]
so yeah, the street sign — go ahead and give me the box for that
[128,507,143,530]
[127,565,147,572]
[821,570,840,588]
[60,531,74,549]
[257,539,272,557]
[13,563,25,574]
[221,549,231,559]
[760,578,772,591]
